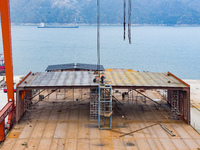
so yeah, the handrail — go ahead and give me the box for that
[0,102,13,123]
[168,72,190,87]
[16,71,32,87]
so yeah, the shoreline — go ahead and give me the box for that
[11,23,200,27]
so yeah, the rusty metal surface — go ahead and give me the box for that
[18,71,98,88]
[104,70,188,88]
[17,70,188,89]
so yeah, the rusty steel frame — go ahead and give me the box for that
[16,86,190,124]
[16,71,190,124]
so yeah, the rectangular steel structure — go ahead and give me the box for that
[16,70,190,124]
[17,70,188,89]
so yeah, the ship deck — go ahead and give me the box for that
[1,97,200,150]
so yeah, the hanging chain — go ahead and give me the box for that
[124,0,126,41]
[128,0,131,44]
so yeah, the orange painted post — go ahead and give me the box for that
[0,0,14,102]
[0,121,5,141]
[0,0,15,133]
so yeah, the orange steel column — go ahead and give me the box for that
[0,121,5,141]
[0,0,15,134]
[0,0,14,102]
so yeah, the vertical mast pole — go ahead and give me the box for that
[97,0,100,77]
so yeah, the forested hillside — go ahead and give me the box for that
[10,0,200,25]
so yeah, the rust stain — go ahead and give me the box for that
[7,132,21,138]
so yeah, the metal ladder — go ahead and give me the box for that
[98,84,112,129]
[90,89,98,120]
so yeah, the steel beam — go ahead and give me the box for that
[0,0,14,102]
[0,0,15,141]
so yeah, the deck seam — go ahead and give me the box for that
[39,103,53,150]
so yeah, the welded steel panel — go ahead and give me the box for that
[17,70,188,89]
[105,70,188,88]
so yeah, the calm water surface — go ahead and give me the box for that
[0,25,199,79]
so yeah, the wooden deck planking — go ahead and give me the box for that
[89,124,101,139]
[66,122,78,139]
[152,124,169,138]
[152,139,165,150]
[159,139,177,150]
[1,99,200,150]
[18,121,36,139]
[43,122,57,138]
[171,139,189,150]
[123,139,139,150]
[37,139,52,150]
[147,139,160,150]
[136,139,151,150]
[13,139,28,150]
[181,123,200,138]
[119,125,132,139]
[26,138,40,150]
[57,110,70,121]
[57,139,66,150]
[172,124,192,138]
[78,122,90,139]
[64,139,77,149]
[112,139,125,150]
[139,123,151,138]
[0,139,16,150]
[77,139,90,150]
[195,138,200,146]
[49,139,58,150]
[30,122,46,138]
[100,130,112,139]
[145,123,158,138]
[183,139,199,150]
[89,139,102,150]
[101,138,113,150]
[54,122,68,138]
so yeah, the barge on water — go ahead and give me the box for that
[38,23,78,28]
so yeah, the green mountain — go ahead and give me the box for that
[10,0,200,25]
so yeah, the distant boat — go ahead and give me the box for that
[38,23,78,28]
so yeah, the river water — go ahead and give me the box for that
[0,25,199,79]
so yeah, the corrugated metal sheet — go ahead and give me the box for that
[18,70,188,88]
